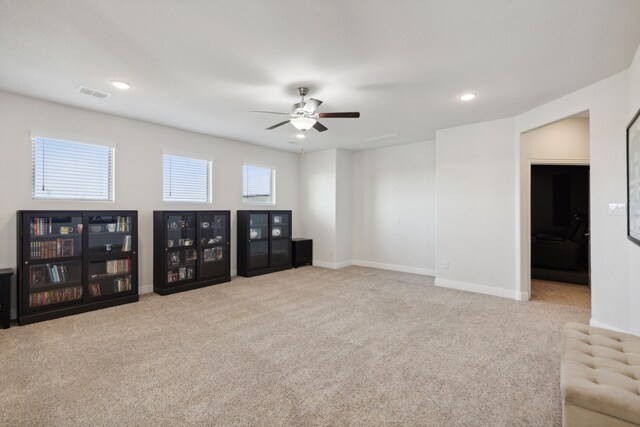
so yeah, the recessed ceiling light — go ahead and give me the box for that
[110,80,132,90]
[459,92,477,102]
[296,134,306,139]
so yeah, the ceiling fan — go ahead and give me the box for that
[252,87,360,133]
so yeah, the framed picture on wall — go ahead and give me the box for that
[627,107,640,246]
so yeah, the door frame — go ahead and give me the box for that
[521,158,590,299]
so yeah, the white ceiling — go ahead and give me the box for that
[1,1,640,153]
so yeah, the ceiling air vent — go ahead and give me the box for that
[364,133,404,144]
[76,85,111,99]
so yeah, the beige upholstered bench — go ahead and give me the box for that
[562,322,640,426]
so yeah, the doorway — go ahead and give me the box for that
[530,165,590,286]
[518,111,591,305]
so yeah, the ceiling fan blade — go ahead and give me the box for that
[318,112,360,118]
[313,121,328,132]
[303,98,323,114]
[251,110,290,115]
[266,120,290,130]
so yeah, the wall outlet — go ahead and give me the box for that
[443,261,450,269]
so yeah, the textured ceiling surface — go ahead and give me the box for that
[1,0,639,152]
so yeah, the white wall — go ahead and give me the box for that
[0,91,300,313]
[521,117,590,161]
[435,119,519,299]
[299,149,336,267]
[335,149,353,267]
[627,42,640,335]
[519,116,590,295]
[515,71,631,332]
[352,141,436,275]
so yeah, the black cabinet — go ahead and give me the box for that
[0,269,12,328]
[17,211,139,325]
[153,211,230,295]
[292,239,313,268]
[237,210,292,277]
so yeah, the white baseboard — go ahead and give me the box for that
[351,259,435,276]
[435,278,521,300]
[312,260,339,269]
[139,283,154,295]
[589,319,632,334]
[336,260,353,269]
[519,291,530,301]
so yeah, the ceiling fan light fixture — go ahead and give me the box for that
[291,117,316,131]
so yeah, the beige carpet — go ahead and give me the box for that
[0,267,590,426]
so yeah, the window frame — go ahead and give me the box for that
[162,153,213,203]
[242,163,276,206]
[31,134,115,202]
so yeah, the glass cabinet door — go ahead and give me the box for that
[270,212,291,267]
[88,215,134,255]
[28,261,83,309]
[165,213,196,285]
[27,214,83,259]
[166,248,196,284]
[25,214,84,310]
[248,213,269,241]
[165,214,196,250]
[270,213,291,239]
[270,239,291,266]
[88,256,133,298]
[198,213,228,279]
[249,241,269,270]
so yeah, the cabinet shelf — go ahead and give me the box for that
[18,210,139,325]
[167,262,196,268]
[89,272,131,280]
[30,281,83,292]
[88,251,133,261]
[28,255,82,263]
[31,233,81,239]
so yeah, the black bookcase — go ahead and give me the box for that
[17,210,139,325]
[153,211,230,295]
[237,210,292,277]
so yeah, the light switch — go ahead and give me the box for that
[608,203,626,216]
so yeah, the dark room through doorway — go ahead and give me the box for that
[530,165,590,286]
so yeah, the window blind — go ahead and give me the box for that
[242,164,275,204]
[163,154,212,202]
[32,136,114,201]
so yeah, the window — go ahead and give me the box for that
[163,154,212,202]
[242,164,275,205]
[32,136,114,201]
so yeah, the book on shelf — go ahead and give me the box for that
[105,258,131,274]
[121,235,132,252]
[31,217,54,236]
[114,276,131,292]
[115,216,131,232]
[40,263,69,284]
[29,286,82,307]
[30,238,75,259]
[89,283,101,297]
